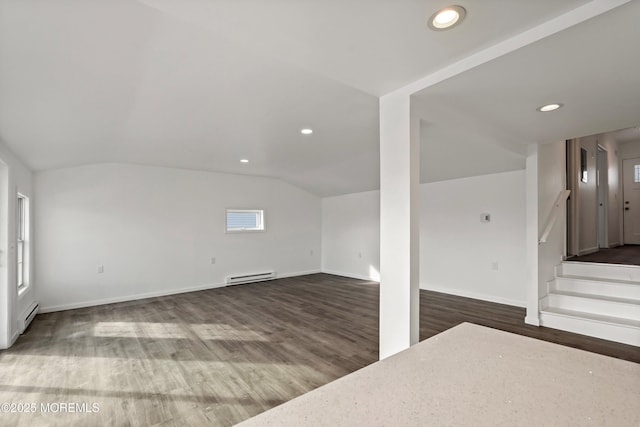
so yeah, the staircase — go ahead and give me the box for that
[539,261,640,346]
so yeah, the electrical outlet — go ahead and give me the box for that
[310,250,314,256]
[97,265,104,274]
[211,257,216,265]
[358,252,362,258]
[491,262,499,271]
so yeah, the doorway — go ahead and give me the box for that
[566,136,618,260]
[566,138,605,256]
[622,157,640,244]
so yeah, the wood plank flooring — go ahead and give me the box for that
[0,273,637,426]
[567,244,640,265]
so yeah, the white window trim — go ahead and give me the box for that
[17,193,29,295]
[225,209,266,233]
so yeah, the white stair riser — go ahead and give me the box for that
[540,296,551,311]
[547,294,640,321]
[559,263,640,282]
[540,312,640,347]
[545,261,640,345]
[550,278,640,300]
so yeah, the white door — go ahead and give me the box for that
[623,157,640,244]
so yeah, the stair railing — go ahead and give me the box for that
[539,189,571,245]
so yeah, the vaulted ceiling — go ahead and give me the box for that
[1,1,638,196]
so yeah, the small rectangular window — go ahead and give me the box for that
[635,164,640,183]
[226,209,265,232]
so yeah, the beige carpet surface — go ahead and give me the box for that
[240,323,640,426]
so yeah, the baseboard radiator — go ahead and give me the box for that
[19,302,39,334]
[226,271,275,285]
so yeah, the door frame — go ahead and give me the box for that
[596,145,609,248]
[566,139,580,257]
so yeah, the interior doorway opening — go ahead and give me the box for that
[566,127,640,266]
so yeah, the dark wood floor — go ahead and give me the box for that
[420,289,639,362]
[567,244,640,265]
[0,273,637,426]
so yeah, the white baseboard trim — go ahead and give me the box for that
[278,269,322,279]
[525,315,541,326]
[321,269,380,282]
[39,282,227,313]
[540,311,640,347]
[578,246,599,256]
[39,270,323,313]
[319,274,525,307]
[420,283,526,308]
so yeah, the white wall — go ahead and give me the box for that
[620,140,640,159]
[35,163,321,312]
[321,170,527,307]
[537,141,566,298]
[322,190,380,281]
[0,140,34,349]
[420,171,526,306]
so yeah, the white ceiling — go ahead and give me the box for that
[1,0,638,196]
[611,127,640,144]
[415,0,640,183]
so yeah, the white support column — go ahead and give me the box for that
[525,144,540,326]
[379,92,420,360]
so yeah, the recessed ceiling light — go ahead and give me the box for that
[428,5,466,30]
[537,103,563,112]
[301,128,313,135]
[240,159,249,163]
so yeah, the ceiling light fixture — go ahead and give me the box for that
[240,159,249,163]
[301,128,313,135]
[537,103,563,112]
[428,5,466,30]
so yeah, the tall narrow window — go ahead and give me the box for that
[17,194,28,290]
[580,148,588,183]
